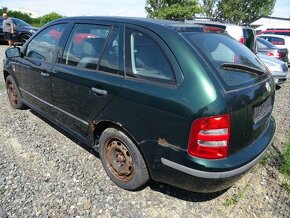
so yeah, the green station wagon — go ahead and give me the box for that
[3,17,276,193]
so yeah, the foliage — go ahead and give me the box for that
[40,12,63,26]
[201,0,276,24]
[201,0,218,17]
[1,7,63,27]
[281,140,290,177]
[145,0,200,19]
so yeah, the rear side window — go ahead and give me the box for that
[26,24,66,63]
[263,36,285,45]
[182,32,266,89]
[61,24,110,70]
[125,29,175,84]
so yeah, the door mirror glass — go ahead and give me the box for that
[5,47,21,58]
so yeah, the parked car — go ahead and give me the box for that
[3,17,276,193]
[184,19,256,52]
[258,34,290,63]
[0,17,38,44]
[257,29,290,36]
[256,37,289,63]
[257,53,288,85]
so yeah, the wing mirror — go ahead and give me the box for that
[5,47,21,58]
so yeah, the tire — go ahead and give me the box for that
[20,34,30,45]
[99,128,149,190]
[6,75,25,109]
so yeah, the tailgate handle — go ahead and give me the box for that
[41,72,50,78]
[91,87,107,96]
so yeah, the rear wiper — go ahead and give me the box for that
[221,63,265,76]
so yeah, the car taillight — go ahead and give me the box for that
[188,115,230,159]
[267,51,282,58]
[239,37,244,44]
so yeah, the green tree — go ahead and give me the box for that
[201,0,218,17]
[145,0,201,19]
[216,0,276,24]
[40,12,63,25]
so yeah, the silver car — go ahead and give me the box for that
[257,53,288,85]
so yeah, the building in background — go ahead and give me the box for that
[251,16,290,31]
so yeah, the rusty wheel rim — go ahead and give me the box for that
[7,82,18,107]
[104,138,134,182]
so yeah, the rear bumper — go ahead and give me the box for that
[146,116,275,193]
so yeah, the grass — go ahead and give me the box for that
[281,140,290,192]
[223,184,250,207]
[0,187,5,196]
[0,83,6,91]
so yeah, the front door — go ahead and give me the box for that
[18,23,67,116]
[51,23,122,139]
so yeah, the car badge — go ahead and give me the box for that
[265,82,271,93]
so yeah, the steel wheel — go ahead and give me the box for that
[104,138,134,182]
[7,81,18,107]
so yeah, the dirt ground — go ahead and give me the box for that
[0,44,289,217]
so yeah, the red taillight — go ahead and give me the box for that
[239,37,244,44]
[267,51,282,58]
[203,26,223,33]
[188,115,230,159]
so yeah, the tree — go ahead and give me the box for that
[217,0,276,24]
[40,12,63,25]
[201,0,218,17]
[145,0,201,19]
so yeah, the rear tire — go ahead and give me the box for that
[6,75,25,109]
[99,128,149,190]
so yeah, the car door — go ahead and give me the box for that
[17,23,67,116]
[51,22,123,139]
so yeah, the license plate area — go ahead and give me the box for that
[253,97,272,124]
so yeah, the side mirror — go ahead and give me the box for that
[5,47,21,58]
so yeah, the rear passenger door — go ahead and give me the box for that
[51,22,122,139]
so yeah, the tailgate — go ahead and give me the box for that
[225,76,275,155]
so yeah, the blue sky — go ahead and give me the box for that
[1,0,290,18]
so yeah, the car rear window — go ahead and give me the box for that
[182,32,267,90]
[257,37,276,49]
[261,36,285,45]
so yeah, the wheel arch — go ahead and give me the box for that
[92,120,151,176]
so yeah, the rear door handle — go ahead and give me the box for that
[41,72,50,78]
[91,87,107,96]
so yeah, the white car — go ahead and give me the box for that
[258,34,290,62]
[257,53,288,85]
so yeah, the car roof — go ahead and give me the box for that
[53,16,224,33]
[185,20,251,28]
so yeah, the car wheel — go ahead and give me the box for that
[20,34,30,45]
[6,75,24,109]
[99,128,149,190]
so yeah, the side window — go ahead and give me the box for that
[26,24,66,63]
[125,29,175,84]
[99,27,119,74]
[61,24,110,70]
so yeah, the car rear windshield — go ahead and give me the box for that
[182,32,267,90]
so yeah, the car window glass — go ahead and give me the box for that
[62,24,110,70]
[269,37,285,45]
[125,29,175,83]
[26,24,66,62]
[99,27,119,74]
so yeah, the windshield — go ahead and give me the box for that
[182,32,267,89]
[13,19,31,27]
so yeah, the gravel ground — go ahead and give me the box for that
[0,44,289,217]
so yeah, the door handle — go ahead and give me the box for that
[91,87,108,96]
[41,72,50,78]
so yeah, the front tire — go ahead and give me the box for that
[99,128,149,190]
[6,75,24,109]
